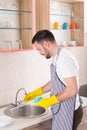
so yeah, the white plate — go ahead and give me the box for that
[0,115,13,127]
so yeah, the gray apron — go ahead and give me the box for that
[50,48,76,130]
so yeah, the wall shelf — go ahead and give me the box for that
[0,9,32,13]
[50,13,83,19]
[51,29,82,31]
[50,13,70,17]
[0,28,32,30]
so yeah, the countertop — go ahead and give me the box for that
[81,96,87,108]
[0,106,52,130]
[0,96,87,130]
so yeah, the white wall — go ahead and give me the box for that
[68,47,87,85]
[0,47,87,106]
[0,50,51,106]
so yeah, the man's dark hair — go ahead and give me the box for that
[32,30,56,44]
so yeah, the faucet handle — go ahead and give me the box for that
[17,100,23,105]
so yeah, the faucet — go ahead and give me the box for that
[15,88,27,106]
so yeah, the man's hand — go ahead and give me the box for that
[34,95,60,108]
[23,87,44,102]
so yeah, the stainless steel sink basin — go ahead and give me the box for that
[4,104,46,118]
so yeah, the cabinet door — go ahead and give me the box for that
[19,0,33,49]
[36,0,50,32]
[22,119,52,130]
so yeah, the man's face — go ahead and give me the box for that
[34,41,51,59]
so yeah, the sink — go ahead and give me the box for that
[4,104,46,118]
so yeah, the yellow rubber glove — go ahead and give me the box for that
[23,87,44,102]
[34,95,60,108]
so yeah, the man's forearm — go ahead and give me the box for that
[42,81,51,93]
[56,76,79,102]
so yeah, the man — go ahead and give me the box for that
[23,30,83,130]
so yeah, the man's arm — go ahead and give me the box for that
[42,81,51,93]
[56,76,79,101]
[41,76,79,101]
[34,76,79,108]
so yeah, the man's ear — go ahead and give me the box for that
[43,41,50,48]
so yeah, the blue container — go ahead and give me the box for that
[62,22,69,30]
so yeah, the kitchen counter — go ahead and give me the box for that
[0,106,52,130]
[81,96,87,108]
[0,96,87,130]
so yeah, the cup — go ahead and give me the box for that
[53,22,60,29]
[70,22,77,29]
[62,22,69,30]
[3,40,12,50]
[15,40,22,50]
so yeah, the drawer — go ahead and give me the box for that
[22,119,52,130]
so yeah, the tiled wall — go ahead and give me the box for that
[0,47,87,106]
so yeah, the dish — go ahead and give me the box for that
[68,41,77,46]
[0,115,13,127]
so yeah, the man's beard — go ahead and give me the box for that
[42,44,51,59]
[46,53,51,59]
[44,49,51,59]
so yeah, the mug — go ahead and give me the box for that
[53,22,60,29]
[62,22,69,30]
[70,22,77,29]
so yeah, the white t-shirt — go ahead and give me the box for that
[52,48,80,110]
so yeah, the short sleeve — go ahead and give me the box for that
[56,49,79,78]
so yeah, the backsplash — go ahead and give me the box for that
[0,47,87,106]
[0,50,51,106]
